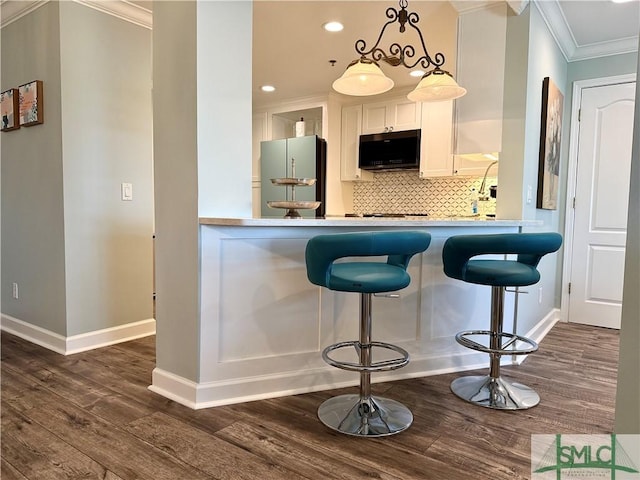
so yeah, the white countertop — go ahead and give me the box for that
[199,216,540,227]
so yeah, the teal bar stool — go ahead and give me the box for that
[305,230,431,436]
[442,232,562,410]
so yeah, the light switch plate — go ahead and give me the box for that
[121,182,133,201]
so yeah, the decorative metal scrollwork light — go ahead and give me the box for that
[332,0,466,102]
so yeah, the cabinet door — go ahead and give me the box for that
[362,97,421,134]
[260,139,287,218]
[419,100,454,178]
[454,4,506,155]
[362,102,389,134]
[453,154,499,176]
[340,105,372,181]
[390,98,421,132]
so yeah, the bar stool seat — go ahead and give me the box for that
[327,263,411,293]
[305,230,431,437]
[443,232,562,410]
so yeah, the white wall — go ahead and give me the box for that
[1,2,154,342]
[152,1,200,380]
[196,1,252,218]
[60,2,154,335]
[1,3,67,335]
[152,1,254,381]
[499,7,529,221]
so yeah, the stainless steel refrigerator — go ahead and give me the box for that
[260,135,326,218]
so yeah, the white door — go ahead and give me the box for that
[568,81,636,329]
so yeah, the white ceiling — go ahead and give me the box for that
[252,1,460,107]
[252,0,640,107]
[2,0,638,107]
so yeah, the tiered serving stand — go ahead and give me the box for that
[267,158,321,219]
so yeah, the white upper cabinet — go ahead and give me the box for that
[340,104,373,181]
[419,100,454,178]
[454,3,507,158]
[362,97,422,134]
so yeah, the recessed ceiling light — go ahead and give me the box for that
[261,85,275,92]
[410,70,425,78]
[323,21,344,32]
[611,0,634,3]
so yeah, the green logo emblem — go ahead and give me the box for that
[532,434,639,479]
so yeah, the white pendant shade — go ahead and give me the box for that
[332,59,394,96]
[407,71,467,102]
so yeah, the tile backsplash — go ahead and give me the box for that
[352,171,498,217]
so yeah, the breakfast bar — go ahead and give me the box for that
[150,216,551,409]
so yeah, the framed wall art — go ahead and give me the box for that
[536,76,563,210]
[1,88,20,131]
[18,80,44,126]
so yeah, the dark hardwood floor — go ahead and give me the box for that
[1,322,619,480]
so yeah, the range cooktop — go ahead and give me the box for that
[345,213,429,218]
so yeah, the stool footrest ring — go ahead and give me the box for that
[455,330,538,355]
[322,341,409,372]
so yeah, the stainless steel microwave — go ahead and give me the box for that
[358,129,421,171]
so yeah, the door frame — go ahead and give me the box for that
[560,73,636,323]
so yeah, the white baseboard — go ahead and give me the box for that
[511,308,561,365]
[1,314,67,354]
[148,311,562,410]
[149,349,491,410]
[1,314,156,355]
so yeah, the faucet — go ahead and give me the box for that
[478,160,498,201]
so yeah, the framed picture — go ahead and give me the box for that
[537,77,563,210]
[1,88,20,131]
[18,80,43,126]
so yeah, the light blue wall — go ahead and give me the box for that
[524,3,568,226]
[568,52,637,84]
[502,3,568,336]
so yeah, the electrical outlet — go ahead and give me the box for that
[12,282,18,299]
[538,286,543,304]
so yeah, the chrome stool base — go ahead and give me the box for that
[318,394,413,437]
[450,374,540,410]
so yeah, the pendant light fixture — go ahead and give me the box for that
[332,58,395,96]
[333,0,466,102]
[407,68,466,102]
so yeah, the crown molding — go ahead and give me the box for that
[0,0,152,30]
[506,0,529,15]
[450,1,499,14]
[449,0,528,15]
[75,0,151,29]
[534,0,574,61]
[569,36,639,62]
[0,0,49,29]
[535,0,638,62]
